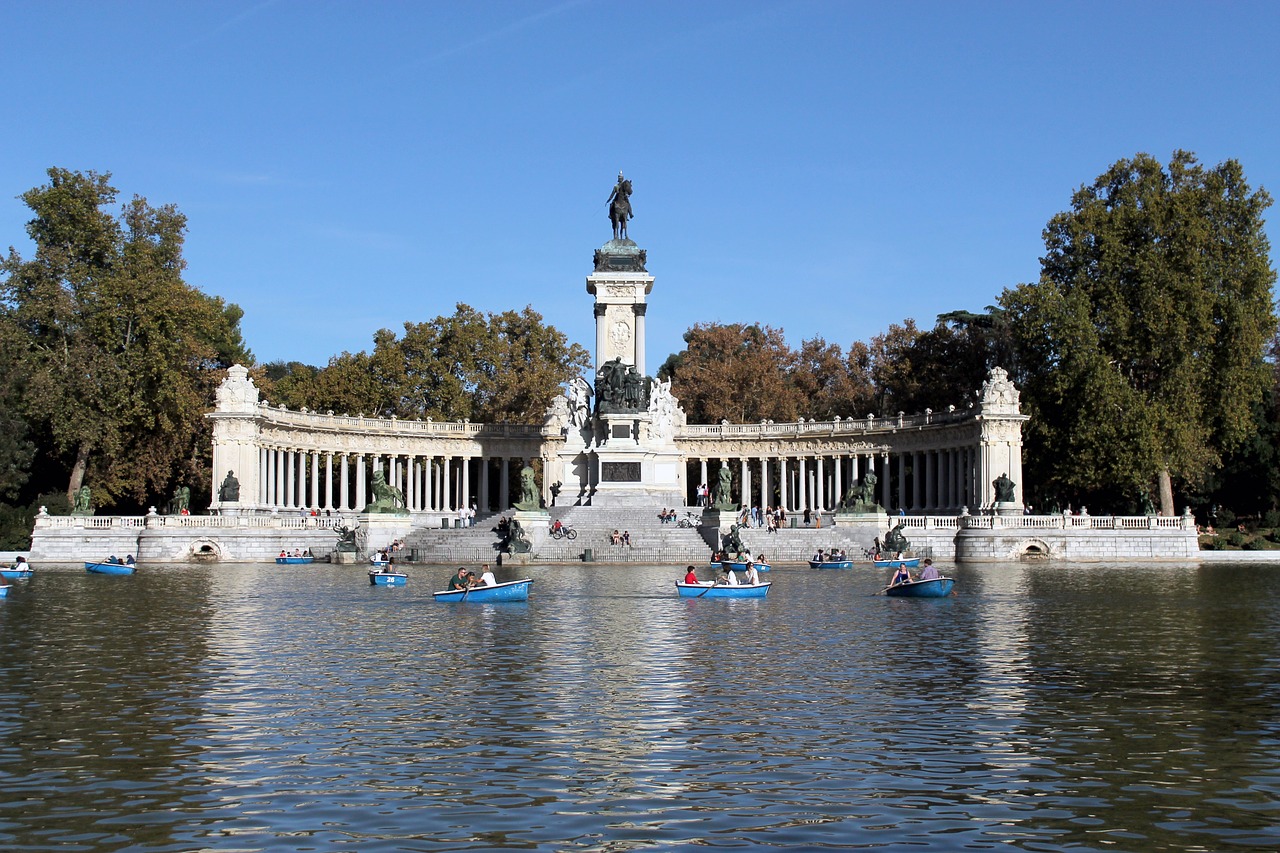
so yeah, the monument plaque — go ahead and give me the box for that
[601,462,642,482]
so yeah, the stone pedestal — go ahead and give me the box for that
[995,501,1023,518]
[512,510,551,552]
[358,513,414,555]
[331,551,359,564]
[834,510,889,528]
[218,502,242,517]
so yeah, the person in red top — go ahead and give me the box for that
[683,566,699,584]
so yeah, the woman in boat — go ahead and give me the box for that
[888,564,913,587]
[683,566,700,584]
[743,562,761,585]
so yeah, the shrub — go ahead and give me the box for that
[1264,509,1280,530]
[1244,538,1280,551]
[1226,531,1247,548]
[1216,507,1237,528]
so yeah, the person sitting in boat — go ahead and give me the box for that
[476,564,497,587]
[447,567,471,591]
[813,549,825,562]
[125,554,135,565]
[918,559,940,580]
[888,565,913,587]
[716,567,739,586]
[683,566,700,584]
[279,550,287,558]
[303,548,313,557]
[106,555,120,564]
[743,561,761,584]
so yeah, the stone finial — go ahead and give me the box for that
[978,366,1021,414]
[214,364,261,413]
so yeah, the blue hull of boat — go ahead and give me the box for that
[369,560,390,569]
[885,577,954,597]
[85,561,135,575]
[809,560,853,569]
[676,581,771,598]
[369,571,407,586]
[712,561,772,572]
[0,584,10,598]
[1,568,33,580]
[275,557,314,564]
[433,579,532,602]
[873,557,920,569]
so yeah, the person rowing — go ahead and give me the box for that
[888,564,913,587]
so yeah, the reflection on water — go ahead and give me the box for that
[1,562,1277,850]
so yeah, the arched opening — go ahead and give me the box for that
[190,539,222,562]
[1018,539,1050,560]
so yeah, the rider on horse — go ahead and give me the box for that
[608,171,633,240]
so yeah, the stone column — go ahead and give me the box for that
[479,456,490,512]
[798,457,808,513]
[897,454,906,513]
[740,457,750,510]
[499,457,510,509]
[880,454,891,508]
[355,454,366,512]
[442,457,452,512]
[816,456,825,511]
[760,454,770,510]
[833,454,842,509]
[778,457,788,512]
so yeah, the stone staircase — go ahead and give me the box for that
[537,506,712,564]
[400,507,939,566]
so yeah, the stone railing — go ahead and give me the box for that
[678,408,974,440]
[34,513,351,531]
[959,513,1195,531]
[251,404,547,438]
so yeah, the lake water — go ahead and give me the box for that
[1,561,1277,851]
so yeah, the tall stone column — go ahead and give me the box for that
[499,457,510,509]
[760,455,770,510]
[896,454,906,512]
[355,454,366,511]
[778,457,788,512]
[816,457,825,511]
[442,457,452,512]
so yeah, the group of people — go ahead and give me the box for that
[446,564,497,590]
[103,555,136,565]
[887,558,941,587]
[657,508,679,523]
[610,530,632,546]
[278,549,313,558]
[683,562,763,586]
[811,548,849,562]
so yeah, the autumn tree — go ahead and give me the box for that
[658,323,806,424]
[0,168,250,509]
[1001,152,1276,513]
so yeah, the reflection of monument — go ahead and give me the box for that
[549,174,684,507]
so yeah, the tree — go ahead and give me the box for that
[659,323,805,424]
[1001,152,1277,513]
[274,304,589,422]
[792,335,875,420]
[0,168,250,508]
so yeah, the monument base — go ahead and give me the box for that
[331,551,359,564]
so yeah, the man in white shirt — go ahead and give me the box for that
[476,564,497,586]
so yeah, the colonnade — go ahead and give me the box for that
[254,447,535,514]
[688,445,983,514]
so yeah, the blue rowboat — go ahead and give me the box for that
[873,557,920,569]
[0,584,11,598]
[718,561,771,572]
[433,578,532,603]
[369,570,407,586]
[884,577,954,598]
[676,581,771,598]
[85,560,135,575]
[809,559,853,569]
[275,556,315,564]
[1,567,34,580]
[369,558,390,568]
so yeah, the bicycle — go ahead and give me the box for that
[677,512,701,529]
[550,525,577,541]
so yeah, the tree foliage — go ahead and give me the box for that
[269,304,589,422]
[658,323,807,423]
[1000,151,1277,512]
[0,168,250,508]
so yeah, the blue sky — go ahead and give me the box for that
[4,1,1278,373]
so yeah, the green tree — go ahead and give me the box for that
[1001,152,1277,513]
[0,168,250,508]
[275,304,588,422]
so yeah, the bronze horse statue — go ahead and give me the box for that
[608,174,632,240]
